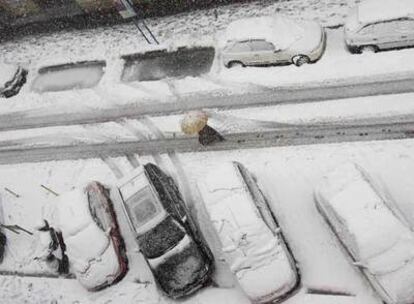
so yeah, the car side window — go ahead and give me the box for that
[358,23,376,35]
[249,40,275,52]
[228,41,252,53]
[394,18,414,34]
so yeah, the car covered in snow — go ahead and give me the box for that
[116,163,213,298]
[315,163,414,304]
[198,162,299,304]
[52,182,128,291]
[0,62,27,98]
[221,15,326,67]
[345,0,414,53]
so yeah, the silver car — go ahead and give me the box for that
[221,15,326,67]
[345,0,414,53]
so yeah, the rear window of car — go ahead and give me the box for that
[125,186,161,228]
[249,40,275,51]
[137,216,186,259]
[228,41,252,53]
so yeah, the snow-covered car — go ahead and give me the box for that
[52,182,128,291]
[0,62,27,98]
[198,162,299,304]
[315,163,414,304]
[345,0,414,53]
[116,163,213,298]
[221,15,326,67]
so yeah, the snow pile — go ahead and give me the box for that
[198,162,297,303]
[223,15,304,50]
[316,163,414,304]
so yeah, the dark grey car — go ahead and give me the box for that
[117,163,214,298]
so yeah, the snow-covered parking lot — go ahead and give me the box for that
[1,138,414,303]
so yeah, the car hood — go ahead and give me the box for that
[288,20,323,54]
[76,242,121,290]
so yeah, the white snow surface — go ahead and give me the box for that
[315,163,414,304]
[198,162,298,302]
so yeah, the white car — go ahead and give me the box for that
[221,15,326,67]
[0,62,27,98]
[315,163,414,304]
[198,162,299,304]
[51,182,128,291]
[345,0,414,53]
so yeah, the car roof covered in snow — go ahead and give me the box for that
[357,0,414,26]
[223,15,304,50]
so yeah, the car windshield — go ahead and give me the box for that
[137,216,186,259]
[125,186,161,229]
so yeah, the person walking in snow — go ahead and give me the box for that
[181,111,224,146]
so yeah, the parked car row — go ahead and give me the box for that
[2,158,411,303]
[30,161,299,303]
[222,0,414,67]
[2,0,413,98]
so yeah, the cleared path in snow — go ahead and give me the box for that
[0,117,413,164]
[0,71,413,132]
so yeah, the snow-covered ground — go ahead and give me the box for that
[1,137,414,303]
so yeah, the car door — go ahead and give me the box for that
[248,39,277,64]
[225,41,254,65]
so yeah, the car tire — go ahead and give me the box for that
[292,55,310,67]
[360,45,378,54]
[227,61,244,68]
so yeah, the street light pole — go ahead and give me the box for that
[114,0,159,45]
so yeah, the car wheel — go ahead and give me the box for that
[360,45,378,54]
[227,61,244,68]
[292,55,310,67]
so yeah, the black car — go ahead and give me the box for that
[117,163,214,298]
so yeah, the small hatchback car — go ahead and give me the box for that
[116,163,213,299]
[345,0,414,53]
[0,62,27,98]
[315,163,414,304]
[221,15,326,67]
